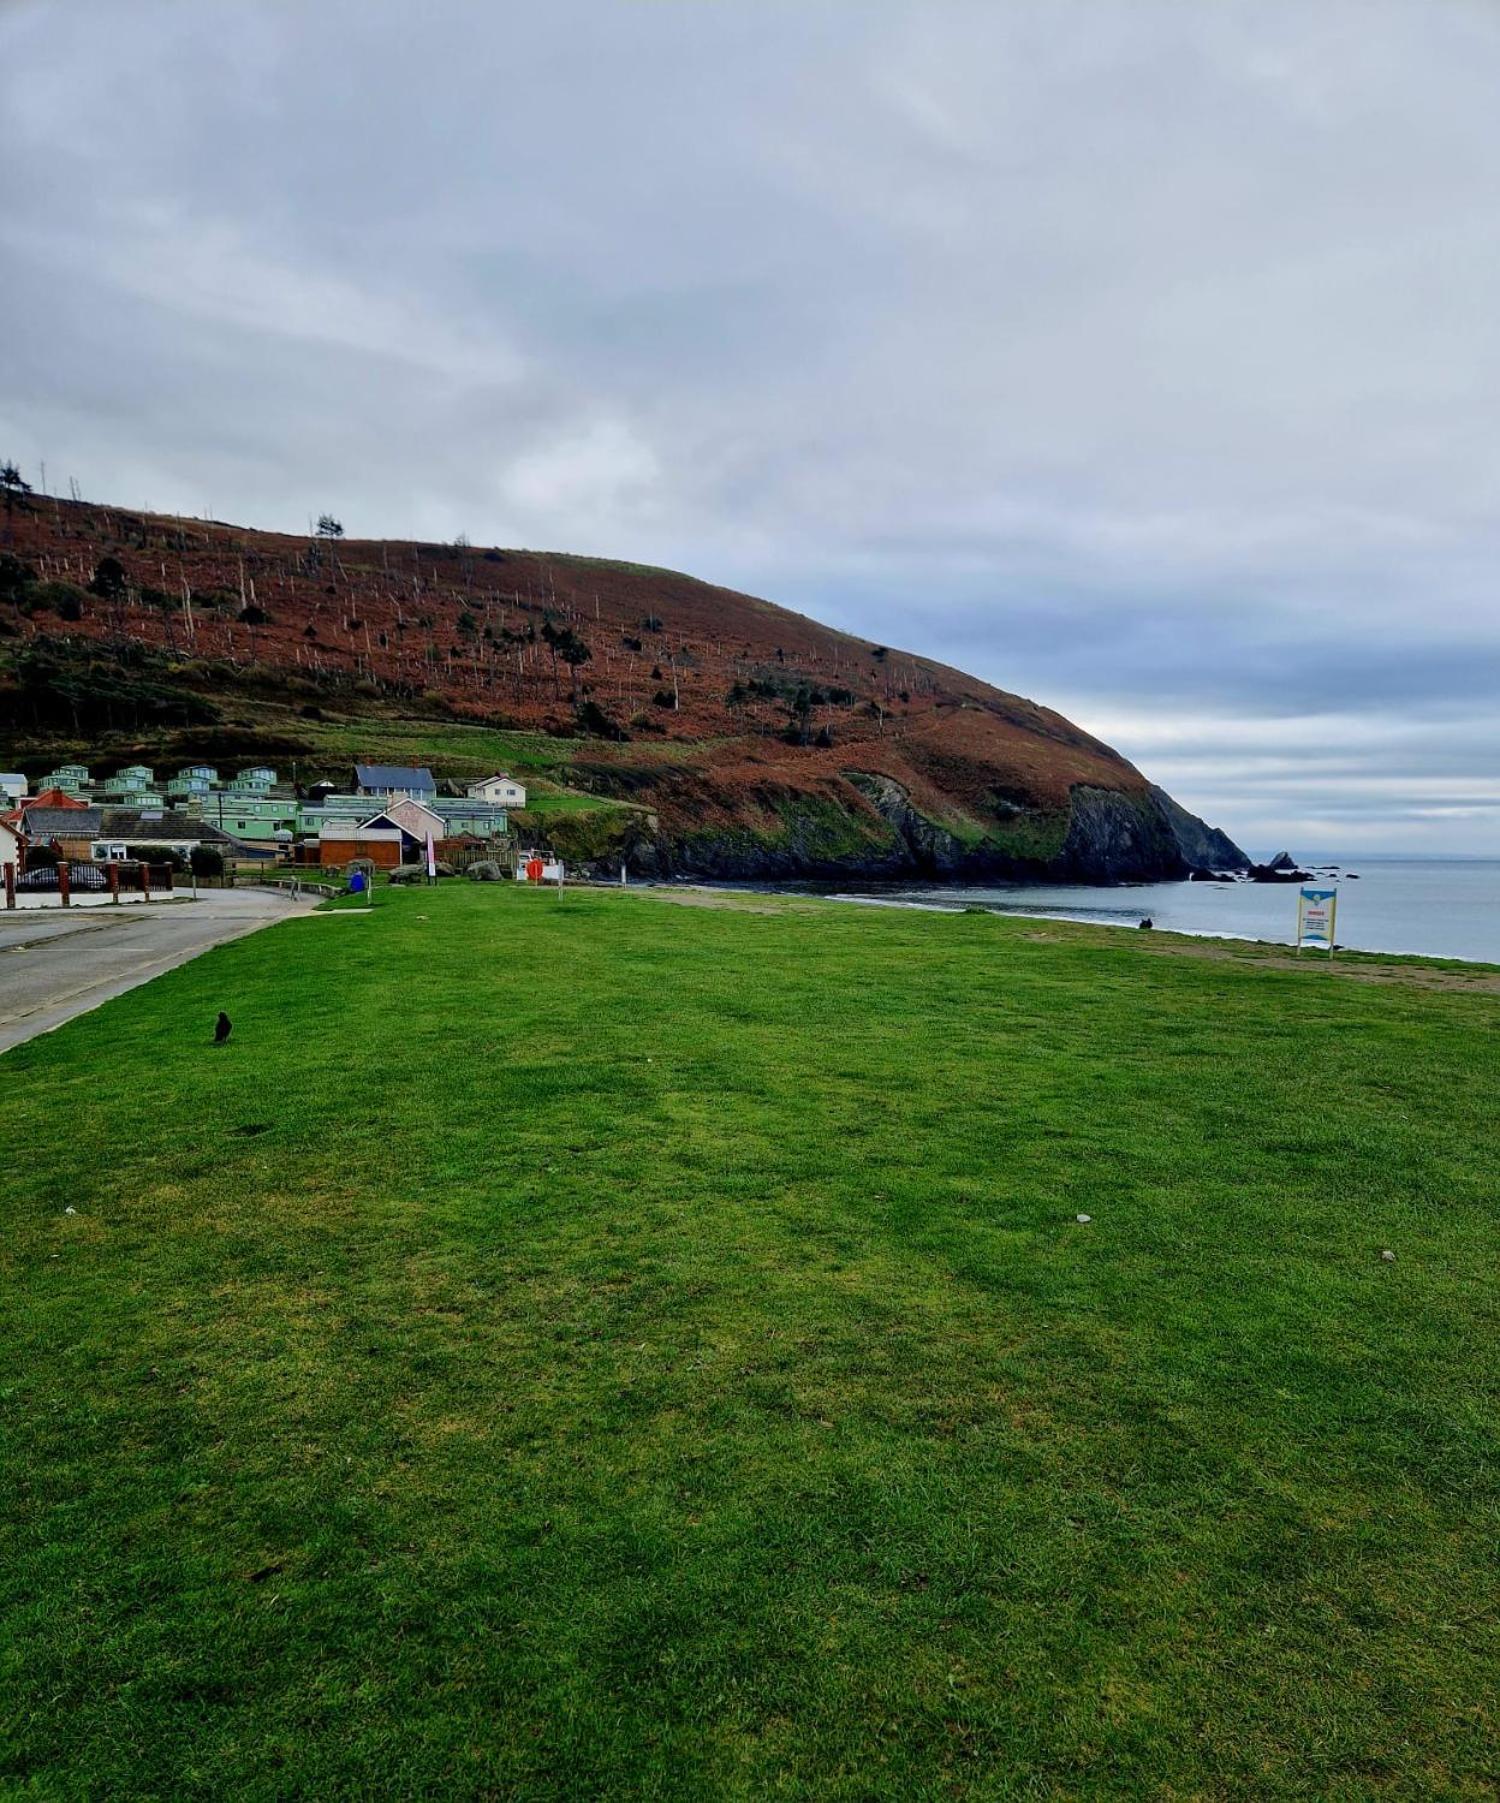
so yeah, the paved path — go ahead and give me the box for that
[0,890,317,1055]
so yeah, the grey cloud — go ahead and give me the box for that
[3,0,1499,851]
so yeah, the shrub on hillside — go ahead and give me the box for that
[575,699,629,741]
[88,556,128,600]
[32,581,87,621]
[0,553,36,601]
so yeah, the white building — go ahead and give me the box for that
[1,817,21,882]
[0,773,28,804]
[466,772,527,808]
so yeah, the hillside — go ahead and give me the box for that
[0,496,1246,881]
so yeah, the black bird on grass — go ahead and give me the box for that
[214,1011,233,1044]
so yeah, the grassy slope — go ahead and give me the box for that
[2,888,1497,1799]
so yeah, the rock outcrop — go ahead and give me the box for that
[1148,785,1251,874]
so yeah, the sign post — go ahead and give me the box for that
[1296,885,1338,957]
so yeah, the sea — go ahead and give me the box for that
[819,855,1500,965]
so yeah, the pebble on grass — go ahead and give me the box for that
[1381,1249,1397,1262]
[1076,1213,1092,1224]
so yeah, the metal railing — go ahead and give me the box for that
[5,860,174,907]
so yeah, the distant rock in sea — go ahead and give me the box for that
[1248,850,1311,884]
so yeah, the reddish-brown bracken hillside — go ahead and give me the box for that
[0,497,1245,881]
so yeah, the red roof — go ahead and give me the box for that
[21,787,88,812]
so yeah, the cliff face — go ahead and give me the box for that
[1,497,1247,884]
[1148,786,1250,873]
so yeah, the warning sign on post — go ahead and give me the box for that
[1297,886,1338,953]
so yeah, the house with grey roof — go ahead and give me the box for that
[92,810,242,858]
[19,808,105,859]
[355,764,436,799]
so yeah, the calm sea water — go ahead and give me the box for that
[824,855,1500,964]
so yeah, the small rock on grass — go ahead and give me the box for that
[1075,1213,1092,1224]
[1381,1249,1396,1262]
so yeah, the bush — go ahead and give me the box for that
[89,556,128,600]
[24,843,59,869]
[575,699,629,741]
[238,604,270,626]
[189,845,224,879]
[0,553,37,601]
[29,580,87,621]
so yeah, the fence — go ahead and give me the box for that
[4,860,174,908]
[441,839,515,873]
[242,873,340,900]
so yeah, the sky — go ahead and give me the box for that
[3,0,1498,854]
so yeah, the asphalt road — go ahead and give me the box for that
[0,890,316,1055]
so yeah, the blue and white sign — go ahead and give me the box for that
[1297,886,1338,952]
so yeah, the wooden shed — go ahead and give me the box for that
[318,824,403,869]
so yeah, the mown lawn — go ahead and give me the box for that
[2,886,1497,1799]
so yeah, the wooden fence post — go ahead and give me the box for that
[107,863,119,904]
[138,863,149,897]
[59,862,71,907]
[3,862,13,910]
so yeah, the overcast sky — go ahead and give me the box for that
[4,0,1498,853]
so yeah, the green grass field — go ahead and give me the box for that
[2,886,1497,1798]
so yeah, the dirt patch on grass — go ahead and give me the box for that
[1134,935,1500,993]
[635,887,816,916]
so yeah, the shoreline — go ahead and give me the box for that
[632,875,1500,970]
